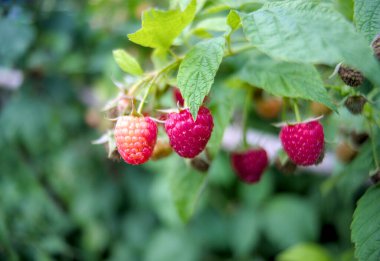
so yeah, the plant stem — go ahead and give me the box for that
[368,119,380,170]
[226,34,233,55]
[282,97,288,122]
[293,100,301,122]
[137,76,158,114]
[136,60,181,114]
[242,88,253,148]
[224,44,255,57]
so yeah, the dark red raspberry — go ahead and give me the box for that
[280,120,324,166]
[231,148,269,184]
[173,87,208,107]
[173,87,185,107]
[164,106,213,158]
[114,116,157,165]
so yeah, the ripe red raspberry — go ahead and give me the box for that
[164,106,213,158]
[280,120,324,166]
[114,116,157,165]
[231,148,269,184]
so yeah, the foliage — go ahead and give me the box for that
[1,0,380,260]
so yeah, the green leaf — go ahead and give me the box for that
[354,0,380,43]
[238,51,336,110]
[0,18,35,66]
[128,0,196,50]
[112,49,143,76]
[335,0,354,21]
[277,243,332,261]
[177,37,225,119]
[169,161,207,222]
[351,185,380,261]
[227,10,241,32]
[230,207,261,257]
[263,195,319,250]
[145,229,200,261]
[193,17,229,33]
[239,1,380,87]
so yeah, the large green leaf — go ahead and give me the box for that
[112,49,143,76]
[354,0,380,43]
[169,161,207,222]
[263,195,319,251]
[128,0,196,50]
[239,1,380,87]
[177,37,225,119]
[238,51,336,110]
[0,18,35,66]
[230,207,261,257]
[277,243,332,261]
[351,185,380,261]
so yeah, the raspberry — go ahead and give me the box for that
[173,87,185,107]
[151,140,173,161]
[372,34,380,60]
[275,157,297,175]
[173,87,208,107]
[190,156,210,172]
[114,116,157,165]
[164,106,213,158]
[280,120,324,166]
[338,64,364,87]
[370,169,380,184]
[344,95,367,114]
[256,97,283,119]
[231,148,269,184]
[310,102,332,116]
[336,141,357,163]
[350,131,369,147]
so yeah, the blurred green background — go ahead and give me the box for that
[0,0,369,260]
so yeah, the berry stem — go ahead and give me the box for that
[368,119,380,170]
[137,77,157,114]
[242,88,253,148]
[136,60,181,114]
[293,100,301,122]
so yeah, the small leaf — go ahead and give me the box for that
[193,17,229,33]
[227,10,241,32]
[351,185,380,261]
[354,0,380,43]
[112,49,143,76]
[128,0,196,50]
[277,243,332,261]
[239,1,380,87]
[177,37,225,119]
[238,51,336,110]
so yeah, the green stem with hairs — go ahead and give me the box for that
[136,60,181,114]
[293,100,301,122]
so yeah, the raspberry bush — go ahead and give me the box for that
[2,0,380,260]
[99,0,380,260]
